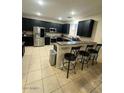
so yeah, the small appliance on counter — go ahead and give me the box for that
[49,28,57,32]
[22,31,33,37]
[45,36,50,45]
[33,26,45,47]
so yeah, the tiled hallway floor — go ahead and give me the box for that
[22,45,102,93]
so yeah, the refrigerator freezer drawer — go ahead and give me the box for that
[34,38,44,47]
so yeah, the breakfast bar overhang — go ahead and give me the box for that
[54,41,97,68]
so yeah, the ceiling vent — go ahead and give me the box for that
[67,16,72,19]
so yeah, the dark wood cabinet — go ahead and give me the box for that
[77,19,94,37]
[62,24,70,34]
[22,42,25,57]
[22,37,33,46]
[45,37,50,45]
[22,17,63,33]
[57,24,62,33]
[22,18,70,34]
[22,18,34,31]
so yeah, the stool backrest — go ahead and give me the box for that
[95,44,102,52]
[85,45,94,52]
[71,46,81,57]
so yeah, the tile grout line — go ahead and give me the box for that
[53,70,81,93]
[23,48,33,93]
[23,46,102,93]
[90,82,102,93]
[39,55,45,93]
[28,68,41,73]
[23,47,43,92]
[23,47,41,92]
[25,79,43,85]
[53,73,64,93]
[41,79,44,93]
[41,46,63,93]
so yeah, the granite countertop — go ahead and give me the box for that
[22,34,33,37]
[22,31,33,37]
[57,41,96,46]
[46,32,62,34]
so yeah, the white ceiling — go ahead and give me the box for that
[22,0,102,22]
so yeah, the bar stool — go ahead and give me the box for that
[63,46,81,78]
[79,45,94,70]
[88,44,102,65]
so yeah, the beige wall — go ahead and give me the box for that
[69,14,102,62]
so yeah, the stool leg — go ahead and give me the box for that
[86,56,90,68]
[92,55,95,65]
[95,54,98,64]
[73,62,77,74]
[81,58,84,70]
[62,59,64,70]
[62,58,66,70]
[87,60,88,68]
[67,61,70,78]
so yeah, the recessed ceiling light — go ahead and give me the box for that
[71,11,75,15]
[36,12,41,16]
[38,0,44,5]
[58,17,62,20]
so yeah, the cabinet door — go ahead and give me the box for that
[62,24,70,34]
[49,23,62,33]
[56,24,62,33]
[77,19,94,37]
[22,17,63,33]
[22,18,33,31]
[23,37,33,46]
[43,22,50,29]
[49,22,55,28]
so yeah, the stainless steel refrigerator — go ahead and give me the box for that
[33,26,45,47]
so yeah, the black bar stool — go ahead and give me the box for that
[79,45,94,70]
[63,46,81,78]
[88,44,102,65]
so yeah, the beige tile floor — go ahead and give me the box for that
[22,45,102,93]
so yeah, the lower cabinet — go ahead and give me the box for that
[45,37,50,45]
[51,38,57,43]
[22,42,25,57]
[22,37,33,46]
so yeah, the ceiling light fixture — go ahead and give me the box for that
[58,17,62,20]
[38,0,44,5]
[71,11,75,15]
[36,12,41,16]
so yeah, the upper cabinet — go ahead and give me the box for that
[77,19,94,37]
[49,22,62,33]
[22,17,62,32]
[22,18,34,31]
[22,17,70,34]
[62,24,70,34]
[56,24,63,33]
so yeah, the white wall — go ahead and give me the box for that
[69,14,102,62]
[69,22,78,37]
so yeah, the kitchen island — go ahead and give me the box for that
[54,41,96,68]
